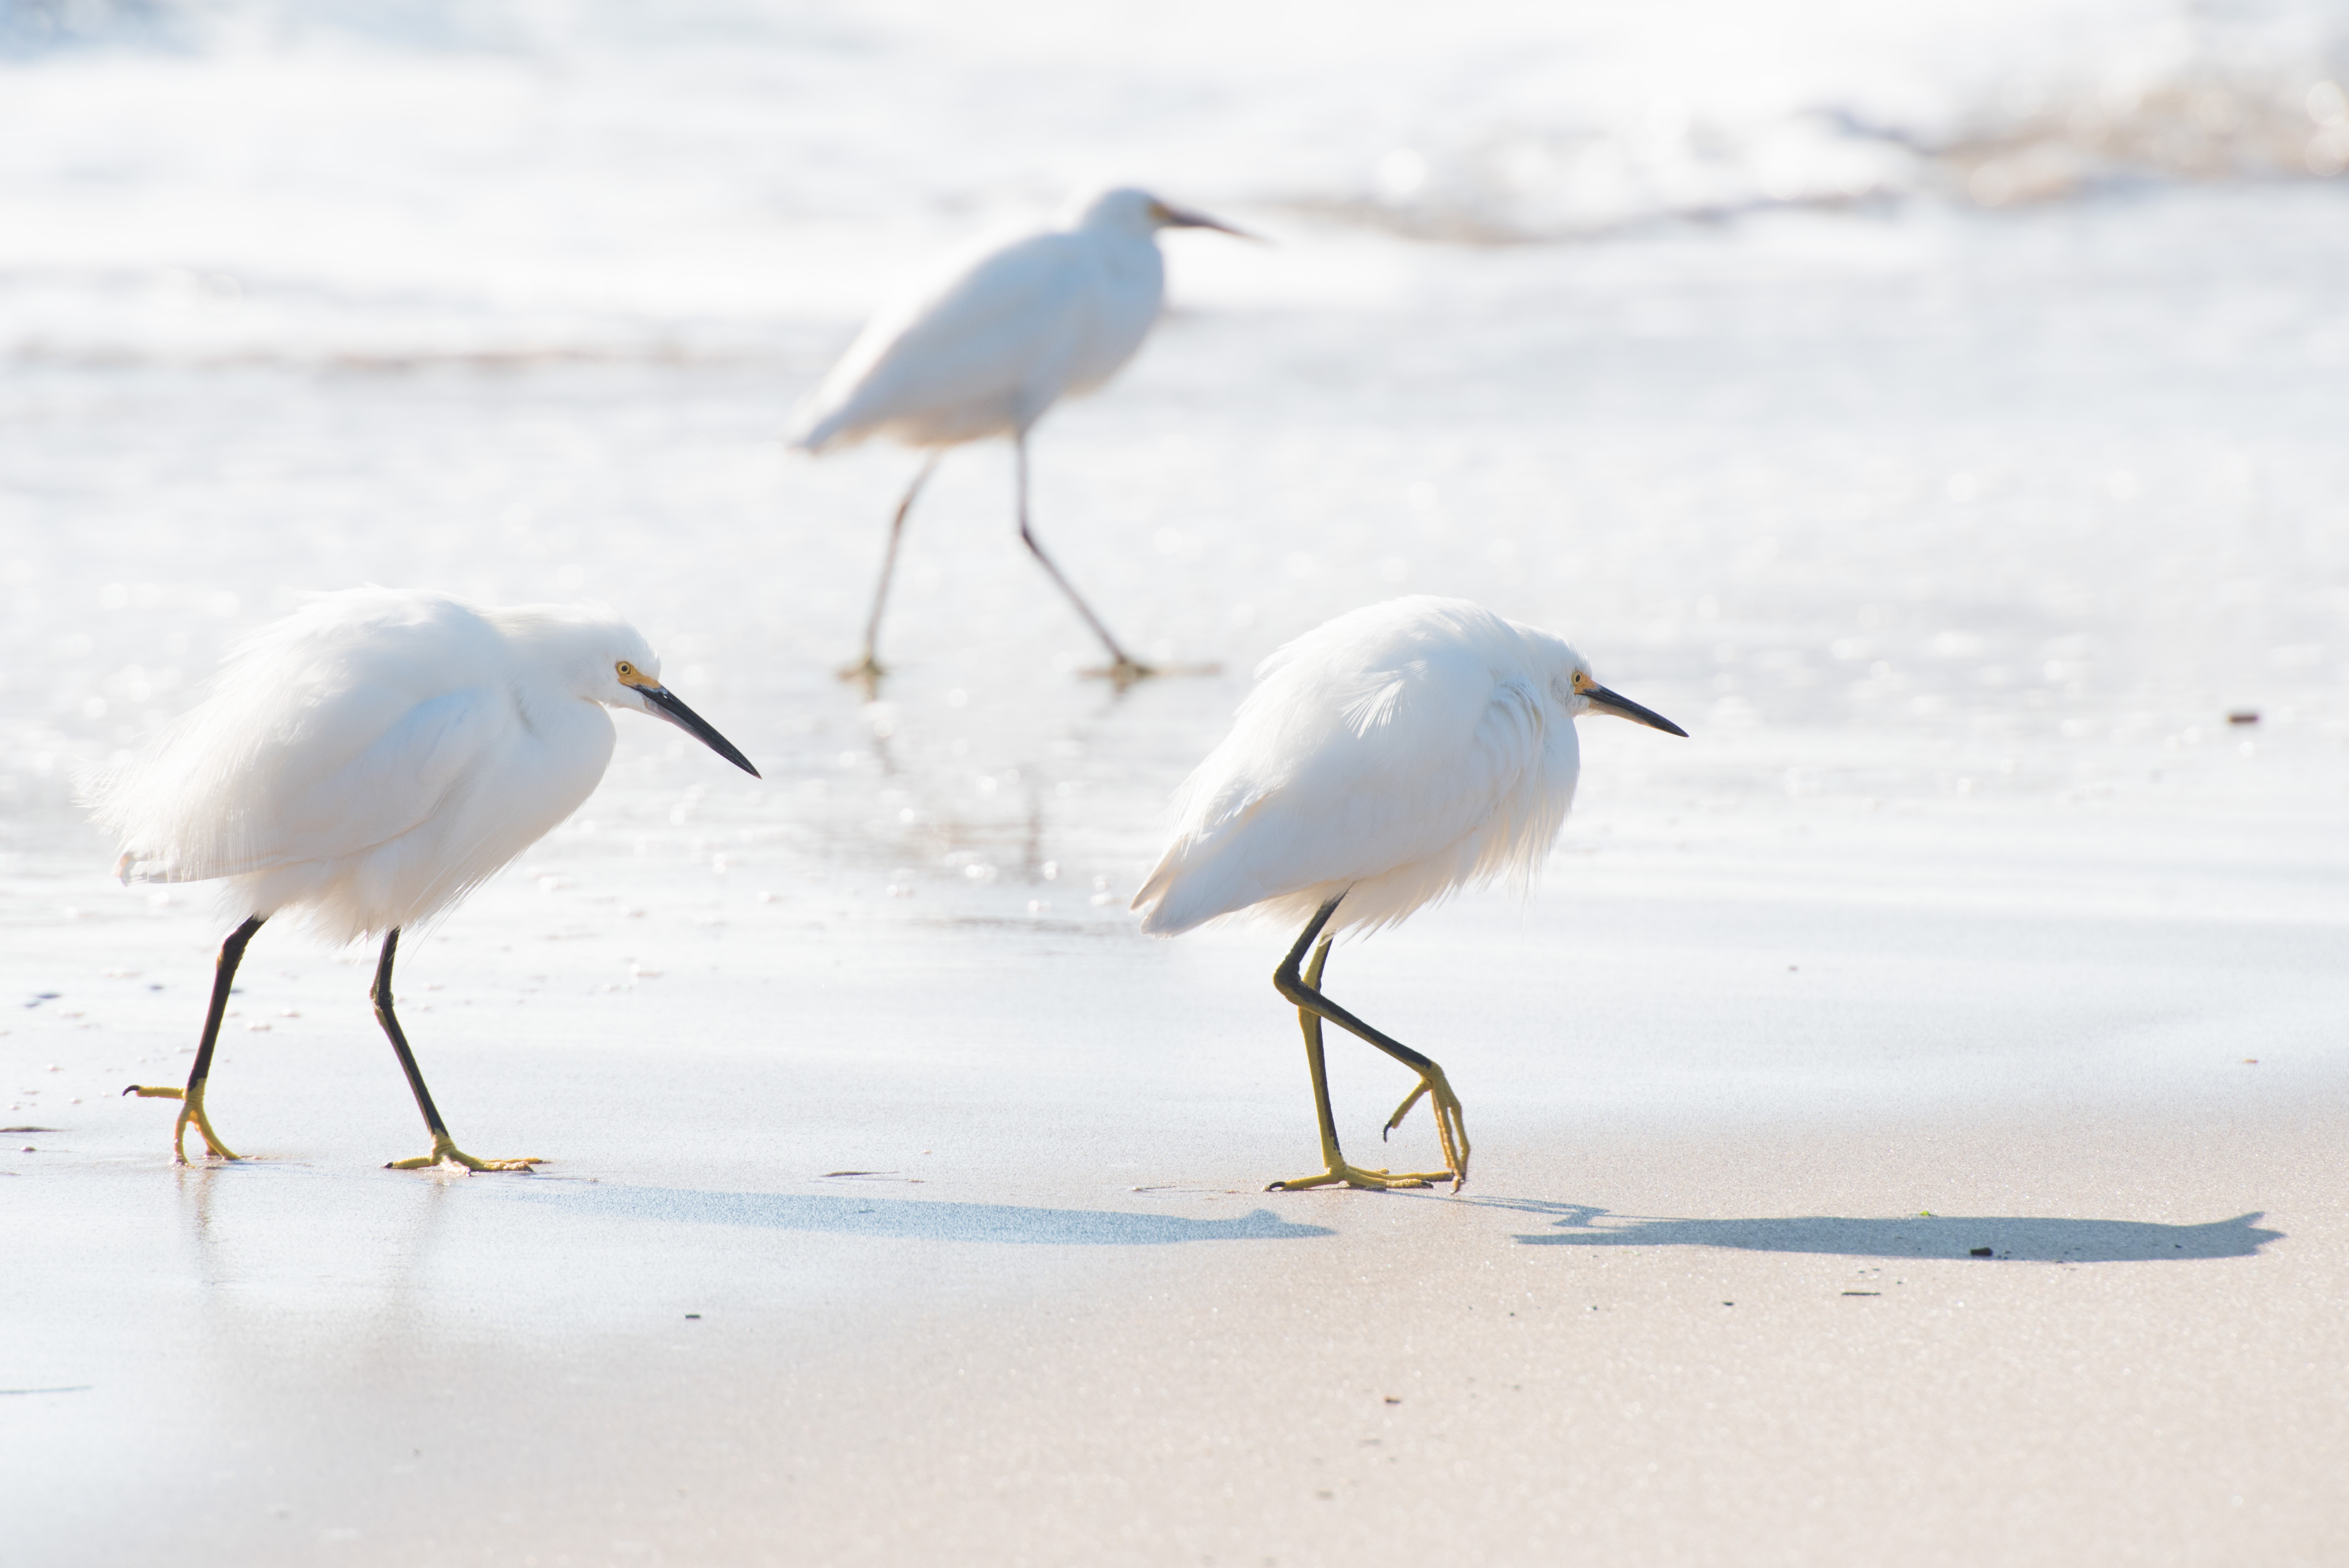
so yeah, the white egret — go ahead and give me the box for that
[788,187,1253,688]
[1131,596,1686,1192]
[92,587,758,1170]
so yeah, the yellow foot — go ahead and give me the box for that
[123,1082,240,1162]
[1267,1160,1450,1192]
[1077,655,1156,692]
[837,657,885,696]
[387,1134,541,1173]
[1383,1068,1472,1192]
[1077,657,1221,692]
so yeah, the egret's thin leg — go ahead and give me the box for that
[1266,897,1470,1192]
[1299,936,1342,1162]
[1266,934,1433,1191]
[1013,434,1152,689]
[372,929,539,1173]
[841,451,941,689]
[123,914,264,1162]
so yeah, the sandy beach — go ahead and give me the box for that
[9,789,2349,1564]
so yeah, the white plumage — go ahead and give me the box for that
[789,187,1253,685]
[102,591,631,941]
[1132,596,1686,1192]
[1135,598,1581,939]
[792,187,1204,454]
[91,586,758,1169]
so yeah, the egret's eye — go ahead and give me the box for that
[616,662,634,678]
[1570,670,1595,694]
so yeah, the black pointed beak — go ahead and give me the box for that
[639,685,760,776]
[1158,203,1261,241]
[1585,684,1687,737]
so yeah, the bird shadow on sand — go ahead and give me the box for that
[1450,1198,2280,1262]
[503,1184,1334,1246]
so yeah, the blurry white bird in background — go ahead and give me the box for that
[91,587,758,1171]
[1131,596,1686,1193]
[789,186,1255,690]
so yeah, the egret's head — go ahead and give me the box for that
[608,653,760,778]
[1074,186,1256,240]
[1545,645,1688,737]
[609,654,661,699]
[495,605,758,778]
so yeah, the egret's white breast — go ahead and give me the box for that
[234,682,616,944]
[1055,237,1165,400]
[792,223,1170,451]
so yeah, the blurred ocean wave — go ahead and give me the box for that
[1307,6,2349,241]
[3,1,2346,371]
[3,2,2344,280]
[1311,70,2349,244]
[0,0,2343,373]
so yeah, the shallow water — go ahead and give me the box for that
[9,182,2349,912]
[8,3,2349,902]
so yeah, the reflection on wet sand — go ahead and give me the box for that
[503,1183,1335,1245]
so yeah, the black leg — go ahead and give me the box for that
[372,930,540,1172]
[1271,895,1470,1189]
[371,928,450,1142]
[1274,900,1447,1081]
[1299,934,1341,1152]
[190,916,265,1102]
[124,915,265,1162]
[1012,433,1150,684]
[843,452,941,686]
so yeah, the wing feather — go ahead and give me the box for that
[92,590,509,883]
[1133,599,1564,936]
[258,688,503,868]
[792,233,1092,448]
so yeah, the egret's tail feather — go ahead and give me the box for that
[1129,855,1187,935]
[1131,840,1250,937]
[785,405,846,453]
[1130,839,1284,937]
[787,384,882,454]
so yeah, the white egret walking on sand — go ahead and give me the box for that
[788,187,1254,689]
[92,587,759,1170]
[1130,597,1686,1193]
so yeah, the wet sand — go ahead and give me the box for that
[9,781,2348,1566]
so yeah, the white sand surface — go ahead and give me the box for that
[8,799,2349,1565]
